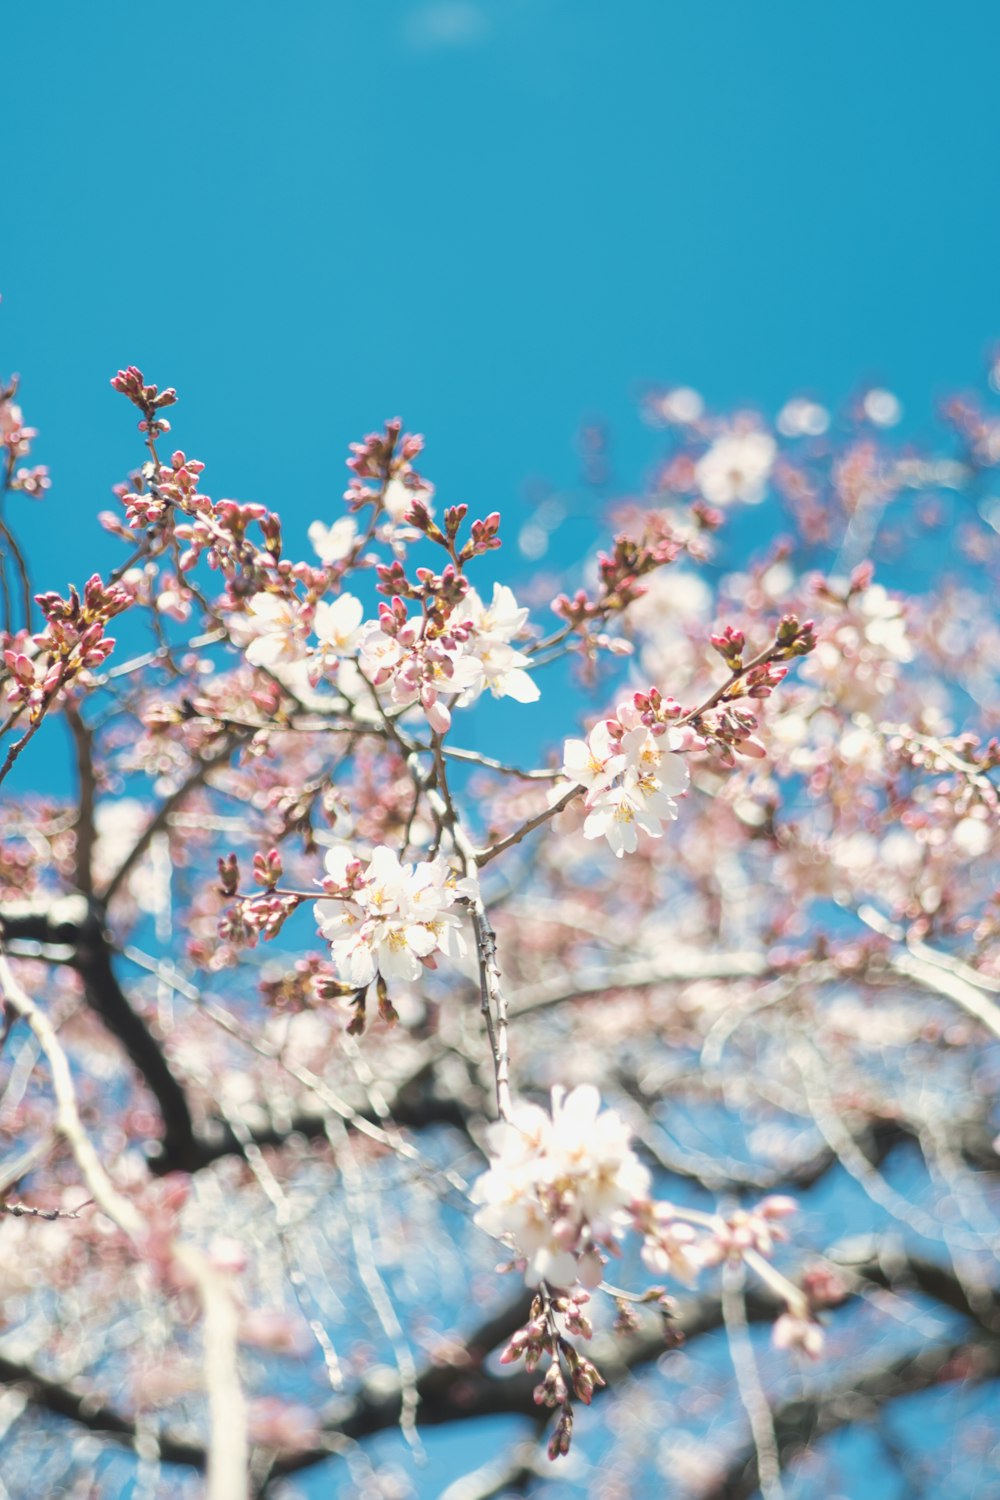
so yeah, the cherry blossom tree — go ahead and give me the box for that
[0,342,997,1500]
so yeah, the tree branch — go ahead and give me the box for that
[3,1245,997,1492]
[0,896,199,1169]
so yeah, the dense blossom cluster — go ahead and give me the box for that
[473,1088,806,1312]
[316,843,474,987]
[562,696,691,856]
[240,579,538,732]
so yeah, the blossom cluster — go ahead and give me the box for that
[562,694,690,856]
[472,1085,653,1288]
[473,1087,808,1314]
[242,579,539,732]
[315,844,474,988]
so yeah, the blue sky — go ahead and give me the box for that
[5,0,1000,607]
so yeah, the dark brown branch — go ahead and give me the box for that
[0,900,479,1175]
[270,1270,796,1479]
[0,897,199,1170]
[3,1248,998,1492]
[0,1351,207,1472]
[97,731,243,906]
[65,702,97,898]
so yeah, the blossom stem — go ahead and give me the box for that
[475,786,582,868]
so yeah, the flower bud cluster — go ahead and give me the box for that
[345,418,432,523]
[710,623,746,667]
[4,574,134,718]
[258,955,352,1014]
[1,377,50,501]
[552,528,682,637]
[110,365,177,440]
[497,1288,605,1460]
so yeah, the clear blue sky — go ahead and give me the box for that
[4,0,1000,601]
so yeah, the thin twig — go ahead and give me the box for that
[721,1258,786,1500]
[474,786,581,868]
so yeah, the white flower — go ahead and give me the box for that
[695,430,777,507]
[562,721,624,795]
[463,582,531,646]
[308,516,357,565]
[243,593,308,668]
[457,640,539,705]
[356,620,404,679]
[312,593,364,676]
[563,714,689,857]
[316,844,470,988]
[472,1085,651,1289]
[583,777,675,858]
[454,584,540,707]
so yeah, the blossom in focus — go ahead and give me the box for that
[695,429,777,507]
[561,721,625,796]
[311,593,365,679]
[582,773,683,858]
[473,1085,652,1289]
[455,583,540,706]
[315,844,472,987]
[243,592,309,668]
[356,584,539,731]
[562,702,690,858]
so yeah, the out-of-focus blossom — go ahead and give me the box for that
[308,516,358,564]
[695,430,777,507]
[772,1310,825,1358]
[473,1085,651,1289]
[862,388,902,427]
[855,583,912,662]
[243,592,308,668]
[777,398,830,438]
[656,387,705,425]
